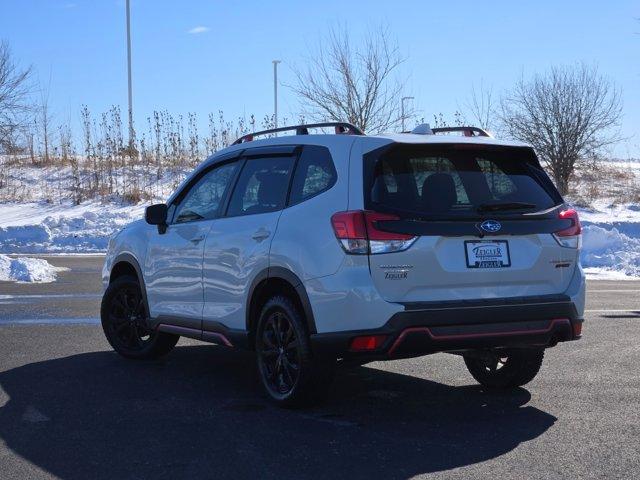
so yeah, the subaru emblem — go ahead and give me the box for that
[480,220,501,233]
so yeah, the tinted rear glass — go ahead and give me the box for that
[227,156,294,216]
[366,145,561,218]
[289,145,337,205]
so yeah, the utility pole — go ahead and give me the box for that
[272,60,281,129]
[126,0,134,149]
[401,96,414,132]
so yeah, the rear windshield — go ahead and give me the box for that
[365,144,561,219]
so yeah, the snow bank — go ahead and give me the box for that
[577,204,640,279]
[580,224,640,279]
[0,224,53,252]
[0,254,67,283]
[0,200,146,254]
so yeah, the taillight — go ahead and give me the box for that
[553,209,582,248]
[330,211,368,254]
[330,210,417,254]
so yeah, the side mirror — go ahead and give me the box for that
[145,203,168,233]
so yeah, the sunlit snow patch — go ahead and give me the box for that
[581,224,640,279]
[0,254,68,283]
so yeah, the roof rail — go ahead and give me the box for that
[232,122,364,145]
[431,126,493,138]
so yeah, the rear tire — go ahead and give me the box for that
[255,295,335,408]
[463,349,544,389]
[101,275,178,359]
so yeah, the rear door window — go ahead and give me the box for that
[366,145,561,218]
[227,156,294,216]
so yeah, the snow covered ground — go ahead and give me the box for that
[0,158,639,280]
[0,254,68,283]
[0,197,638,280]
[0,200,147,253]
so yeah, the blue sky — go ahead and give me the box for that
[1,0,638,156]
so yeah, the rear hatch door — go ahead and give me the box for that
[364,143,579,304]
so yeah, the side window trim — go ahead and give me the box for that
[219,157,247,218]
[284,150,301,207]
[168,157,242,225]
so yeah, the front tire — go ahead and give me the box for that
[101,275,178,359]
[255,295,335,408]
[463,349,544,389]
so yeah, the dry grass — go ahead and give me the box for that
[0,107,282,205]
[569,161,639,207]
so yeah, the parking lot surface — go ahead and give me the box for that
[0,256,638,479]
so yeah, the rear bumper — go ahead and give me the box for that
[311,294,582,360]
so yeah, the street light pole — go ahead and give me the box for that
[272,60,281,129]
[401,96,414,132]
[126,0,134,149]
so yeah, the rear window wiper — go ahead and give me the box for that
[477,202,537,213]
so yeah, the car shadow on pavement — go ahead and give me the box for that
[0,345,556,480]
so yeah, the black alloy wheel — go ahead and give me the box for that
[255,295,335,407]
[101,275,178,359]
[106,282,154,350]
[258,309,301,397]
[464,349,545,389]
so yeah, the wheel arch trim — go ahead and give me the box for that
[246,267,317,335]
[110,253,150,318]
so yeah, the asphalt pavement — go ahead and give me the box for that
[0,255,639,479]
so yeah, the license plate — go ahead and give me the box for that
[465,240,511,268]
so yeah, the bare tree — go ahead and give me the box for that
[432,111,465,129]
[290,26,410,133]
[59,122,82,204]
[35,73,54,165]
[500,64,622,194]
[464,81,495,131]
[0,41,32,152]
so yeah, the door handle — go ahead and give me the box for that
[251,229,271,241]
[190,235,205,244]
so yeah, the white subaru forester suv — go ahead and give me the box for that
[101,122,585,407]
